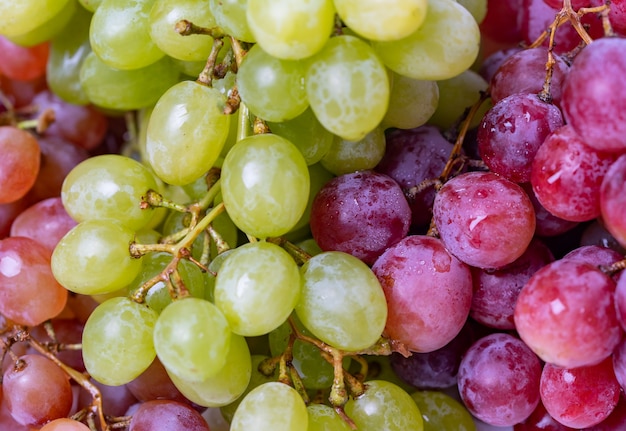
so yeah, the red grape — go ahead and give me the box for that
[520,183,579,237]
[128,400,210,431]
[514,400,576,430]
[0,126,41,204]
[600,154,626,248]
[613,336,626,391]
[39,418,91,431]
[126,357,190,404]
[0,37,49,81]
[479,0,524,44]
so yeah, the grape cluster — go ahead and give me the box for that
[1,0,626,430]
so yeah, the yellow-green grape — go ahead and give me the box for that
[411,390,476,431]
[146,80,231,186]
[149,0,216,62]
[320,127,386,176]
[46,3,92,105]
[306,35,390,141]
[82,297,158,386]
[7,0,76,47]
[0,0,71,37]
[220,355,277,423]
[268,108,334,166]
[237,44,309,122]
[61,154,159,231]
[344,380,424,431]
[372,0,480,81]
[428,69,490,130]
[51,220,143,295]
[230,382,308,431]
[295,238,323,257]
[382,72,439,130]
[79,0,102,12]
[168,333,252,407]
[246,0,335,60]
[221,133,309,239]
[79,52,179,110]
[456,0,487,24]
[214,241,301,336]
[204,249,234,303]
[153,297,232,382]
[90,0,165,70]
[289,163,334,233]
[209,0,255,42]
[333,0,427,41]
[296,251,388,351]
[307,403,352,431]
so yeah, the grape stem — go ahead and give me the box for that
[174,19,226,39]
[600,258,626,277]
[197,37,225,87]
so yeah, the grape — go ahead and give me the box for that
[6,0,76,47]
[79,0,102,12]
[530,125,617,222]
[0,37,49,81]
[600,154,626,248]
[129,399,210,431]
[457,0,487,23]
[610,0,626,35]
[0,199,29,239]
[221,133,310,238]
[433,171,536,269]
[209,0,255,42]
[127,357,189,404]
[580,221,626,255]
[149,0,216,62]
[310,170,411,265]
[479,46,523,83]
[2,354,73,427]
[0,126,40,204]
[0,237,67,326]
[288,163,335,234]
[514,400,576,431]
[167,333,252,407]
[334,0,427,41]
[320,127,386,176]
[82,297,158,385]
[296,251,388,351]
[0,0,71,38]
[214,241,301,336]
[381,72,439,130]
[230,382,308,431]
[540,358,621,429]
[617,272,626,331]
[90,0,164,70]
[246,0,335,60]
[372,235,473,352]
[307,403,352,431]
[39,418,91,431]
[613,336,626,393]
[520,183,578,238]
[372,0,480,81]
[153,297,232,382]
[79,52,179,110]
[51,219,143,295]
[478,0,522,44]
[62,154,158,230]
[237,44,308,122]
[477,93,564,183]
[76,377,138,417]
[514,259,621,368]
[344,380,424,431]
[305,34,390,141]
[561,244,623,269]
[410,390,476,431]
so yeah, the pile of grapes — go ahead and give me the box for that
[2,0,626,430]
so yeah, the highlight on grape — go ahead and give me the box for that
[1,0,626,430]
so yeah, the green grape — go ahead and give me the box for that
[204,249,235,303]
[168,333,252,407]
[230,382,308,431]
[79,0,102,12]
[372,0,480,81]
[237,44,309,122]
[296,251,388,351]
[246,0,335,60]
[305,35,390,141]
[0,0,71,37]
[220,355,277,423]
[307,403,352,431]
[382,72,439,130]
[214,241,301,336]
[333,0,427,41]
[411,390,476,431]
[221,133,309,238]
[428,69,490,130]
[149,0,216,62]
[82,297,158,386]
[6,0,76,47]
[344,380,424,431]
[289,163,334,233]
[209,0,255,42]
[295,238,323,257]
[456,0,487,24]
[51,220,143,295]
[46,3,92,105]
[146,80,231,186]
[126,252,207,314]
[90,0,165,70]
[267,107,334,166]
[320,127,386,176]
[153,297,231,382]
[61,154,159,230]
[79,52,180,110]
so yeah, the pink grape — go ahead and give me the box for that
[520,183,578,237]
[479,0,523,44]
[616,272,626,331]
[613,336,626,391]
[0,126,41,204]
[128,400,210,431]
[0,37,49,81]
[600,154,626,248]
[514,400,576,431]
[433,171,536,269]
